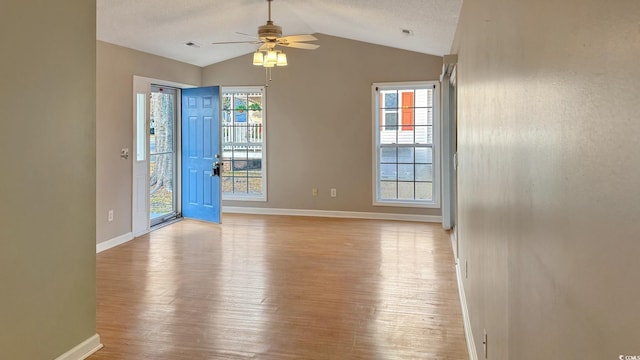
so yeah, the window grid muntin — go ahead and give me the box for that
[378,144,433,201]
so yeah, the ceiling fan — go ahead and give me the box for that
[211,0,320,55]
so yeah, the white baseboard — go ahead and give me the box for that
[96,232,134,253]
[222,207,442,223]
[455,253,478,360]
[55,334,103,360]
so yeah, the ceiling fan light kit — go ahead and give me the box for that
[253,49,287,67]
[212,0,318,83]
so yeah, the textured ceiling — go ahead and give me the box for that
[97,0,462,67]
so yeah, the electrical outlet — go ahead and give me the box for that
[330,188,337,197]
[312,188,318,197]
[108,210,114,222]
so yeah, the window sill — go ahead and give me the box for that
[373,200,440,209]
[222,194,267,202]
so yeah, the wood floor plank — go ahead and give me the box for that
[90,215,468,359]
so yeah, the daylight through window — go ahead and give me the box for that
[373,82,439,207]
[222,87,266,200]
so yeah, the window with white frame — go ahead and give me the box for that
[373,82,439,207]
[221,87,266,201]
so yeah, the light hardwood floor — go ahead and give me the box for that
[90,215,468,359]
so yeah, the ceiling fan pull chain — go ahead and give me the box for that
[265,67,272,87]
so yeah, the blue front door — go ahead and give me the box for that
[181,86,221,223]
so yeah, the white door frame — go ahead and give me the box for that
[440,56,457,230]
[132,76,195,236]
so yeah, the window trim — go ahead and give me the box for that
[372,81,441,208]
[221,86,267,202]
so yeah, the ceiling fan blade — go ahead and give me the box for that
[211,40,260,45]
[235,31,259,40]
[279,42,320,50]
[279,34,318,43]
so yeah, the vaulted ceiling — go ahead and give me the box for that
[97,0,463,67]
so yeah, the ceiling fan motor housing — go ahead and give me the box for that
[258,21,282,41]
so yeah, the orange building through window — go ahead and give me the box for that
[401,91,414,131]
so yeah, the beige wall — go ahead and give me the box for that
[97,35,443,243]
[96,41,202,244]
[453,0,640,358]
[204,34,443,216]
[0,1,97,359]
